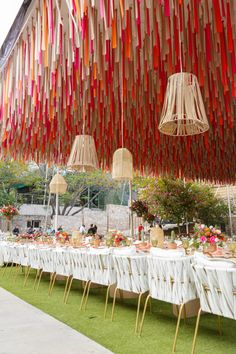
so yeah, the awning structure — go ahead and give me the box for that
[0,0,235,182]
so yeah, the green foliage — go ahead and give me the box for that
[0,160,36,207]
[135,176,229,227]
[194,187,228,225]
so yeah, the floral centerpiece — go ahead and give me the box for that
[192,224,225,251]
[0,205,19,220]
[105,230,130,247]
[56,231,70,242]
[0,205,19,233]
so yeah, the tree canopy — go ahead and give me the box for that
[134,176,229,228]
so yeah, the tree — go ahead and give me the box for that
[0,160,42,207]
[194,186,228,226]
[134,176,229,230]
[55,169,119,216]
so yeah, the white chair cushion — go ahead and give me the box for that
[150,247,185,258]
[194,252,235,269]
[113,247,136,256]
[89,247,111,255]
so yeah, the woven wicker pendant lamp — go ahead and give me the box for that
[67,134,99,172]
[49,173,67,194]
[112,147,133,181]
[158,72,209,136]
[158,6,209,136]
[67,100,99,172]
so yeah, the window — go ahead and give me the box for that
[26,220,41,228]
[33,221,40,228]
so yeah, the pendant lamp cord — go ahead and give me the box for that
[178,3,183,73]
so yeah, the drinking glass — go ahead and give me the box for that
[182,238,190,255]
[229,242,236,257]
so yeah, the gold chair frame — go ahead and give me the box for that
[111,287,149,334]
[191,285,232,354]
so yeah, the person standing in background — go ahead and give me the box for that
[79,224,86,235]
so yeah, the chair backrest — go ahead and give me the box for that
[2,243,14,263]
[9,244,20,264]
[87,250,116,286]
[18,245,29,266]
[192,263,236,320]
[147,256,197,305]
[39,248,55,273]
[113,255,149,293]
[53,248,72,276]
[70,249,89,281]
[28,246,41,269]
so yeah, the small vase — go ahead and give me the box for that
[204,243,217,253]
[5,217,13,234]
[94,239,100,248]
[167,242,177,249]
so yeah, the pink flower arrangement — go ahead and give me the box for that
[0,205,19,219]
[193,224,225,248]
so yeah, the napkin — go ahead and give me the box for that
[150,247,185,258]
[113,247,136,256]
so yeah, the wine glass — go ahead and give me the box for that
[229,241,236,257]
[182,238,190,255]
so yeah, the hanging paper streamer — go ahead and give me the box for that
[0,0,235,183]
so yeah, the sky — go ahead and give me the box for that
[0,0,23,48]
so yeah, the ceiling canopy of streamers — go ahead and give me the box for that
[0,0,235,182]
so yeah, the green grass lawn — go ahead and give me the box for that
[0,266,235,354]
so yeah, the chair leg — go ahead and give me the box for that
[191,308,202,354]
[49,272,57,296]
[83,281,92,311]
[138,294,151,336]
[111,287,119,321]
[36,269,43,292]
[33,269,40,289]
[2,263,9,277]
[79,281,89,311]
[104,284,112,319]
[65,277,73,304]
[172,303,184,353]
[23,266,31,287]
[63,276,70,302]
[135,292,144,334]
[48,272,53,295]
[8,262,14,276]
[13,264,21,281]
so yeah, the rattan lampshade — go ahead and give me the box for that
[112,148,133,181]
[67,135,99,172]
[49,173,67,194]
[158,72,209,136]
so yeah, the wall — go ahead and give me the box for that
[0,204,141,235]
[55,204,140,235]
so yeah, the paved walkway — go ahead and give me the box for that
[0,288,113,354]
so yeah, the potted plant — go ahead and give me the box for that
[167,230,177,249]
